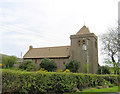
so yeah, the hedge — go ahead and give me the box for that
[2,69,120,93]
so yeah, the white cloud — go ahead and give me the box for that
[0,0,119,65]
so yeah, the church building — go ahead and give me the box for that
[23,25,98,74]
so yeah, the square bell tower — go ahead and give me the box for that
[70,25,98,74]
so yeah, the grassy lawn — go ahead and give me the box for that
[81,86,119,92]
[64,86,120,94]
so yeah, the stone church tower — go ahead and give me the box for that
[70,25,98,74]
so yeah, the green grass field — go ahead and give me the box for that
[64,86,120,94]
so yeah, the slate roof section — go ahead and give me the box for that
[23,46,70,59]
[76,25,90,35]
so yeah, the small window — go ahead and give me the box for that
[78,40,81,46]
[63,59,65,64]
[83,40,85,44]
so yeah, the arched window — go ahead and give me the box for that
[83,40,85,44]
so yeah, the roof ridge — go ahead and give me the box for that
[33,45,70,49]
[23,45,70,58]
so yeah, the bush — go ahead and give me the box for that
[37,68,48,72]
[65,60,80,72]
[2,69,119,93]
[2,56,17,68]
[40,58,57,72]
[19,60,36,71]
[97,66,111,74]
[56,69,63,72]
[64,69,70,73]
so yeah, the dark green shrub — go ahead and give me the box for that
[2,69,119,93]
[40,58,57,72]
[2,56,17,68]
[2,69,77,93]
[97,66,111,74]
[19,60,36,71]
[65,60,80,72]
[109,83,114,87]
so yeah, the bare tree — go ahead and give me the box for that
[100,26,119,73]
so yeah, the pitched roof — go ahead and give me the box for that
[76,25,90,35]
[23,46,70,59]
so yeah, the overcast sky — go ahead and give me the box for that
[0,0,119,65]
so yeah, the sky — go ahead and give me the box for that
[0,0,119,65]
